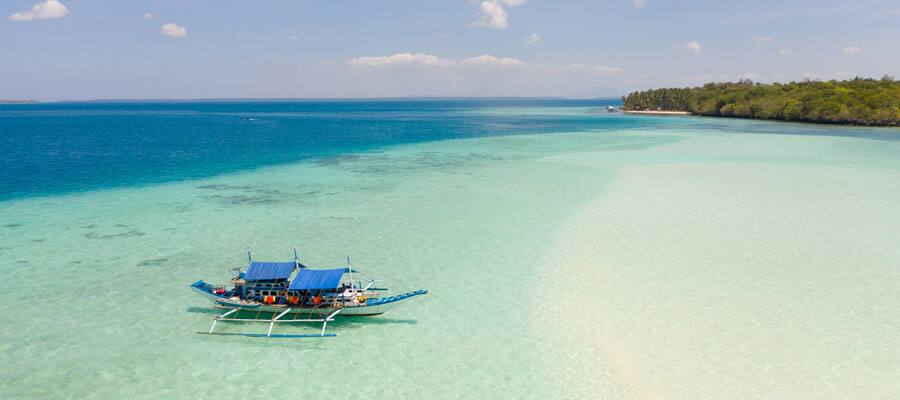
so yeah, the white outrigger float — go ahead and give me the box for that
[191,252,427,338]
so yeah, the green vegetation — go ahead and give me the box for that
[623,77,900,126]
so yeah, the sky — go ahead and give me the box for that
[1,0,898,100]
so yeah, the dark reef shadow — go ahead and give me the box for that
[85,230,145,240]
[138,258,169,267]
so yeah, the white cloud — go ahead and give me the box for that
[8,0,68,21]
[161,23,187,38]
[548,63,624,74]
[461,55,525,67]
[632,0,648,8]
[334,51,626,98]
[752,36,774,43]
[143,12,156,20]
[348,53,452,67]
[842,46,862,54]
[778,48,792,56]
[347,53,525,69]
[473,0,527,30]
[474,1,508,29]
[525,33,541,45]
[289,35,300,40]
[680,41,703,55]
[345,53,623,78]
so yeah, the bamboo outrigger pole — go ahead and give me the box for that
[203,308,341,338]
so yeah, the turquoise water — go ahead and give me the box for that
[1,101,899,399]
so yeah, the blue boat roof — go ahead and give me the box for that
[289,268,346,290]
[244,261,297,281]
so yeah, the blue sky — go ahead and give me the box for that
[1,0,898,100]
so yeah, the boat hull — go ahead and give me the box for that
[212,300,401,316]
[190,281,424,317]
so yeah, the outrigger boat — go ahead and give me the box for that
[190,251,427,338]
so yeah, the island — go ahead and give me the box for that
[0,99,38,104]
[623,77,900,126]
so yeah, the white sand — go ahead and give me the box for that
[537,134,900,399]
[624,110,692,115]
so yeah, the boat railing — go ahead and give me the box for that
[204,281,382,308]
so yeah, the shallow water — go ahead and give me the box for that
[1,102,898,399]
[538,133,900,399]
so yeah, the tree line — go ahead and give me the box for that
[623,77,900,126]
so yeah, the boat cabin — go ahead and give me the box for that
[232,260,299,300]
[227,260,361,306]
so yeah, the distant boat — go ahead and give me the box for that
[191,251,428,338]
[606,106,620,113]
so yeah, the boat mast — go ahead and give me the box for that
[347,255,354,290]
[243,247,252,299]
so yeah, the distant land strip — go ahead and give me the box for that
[0,99,38,104]
[623,110,690,116]
[623,77,900,126]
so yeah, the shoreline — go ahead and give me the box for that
[625,109,900,128]
[623,110,691,115]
